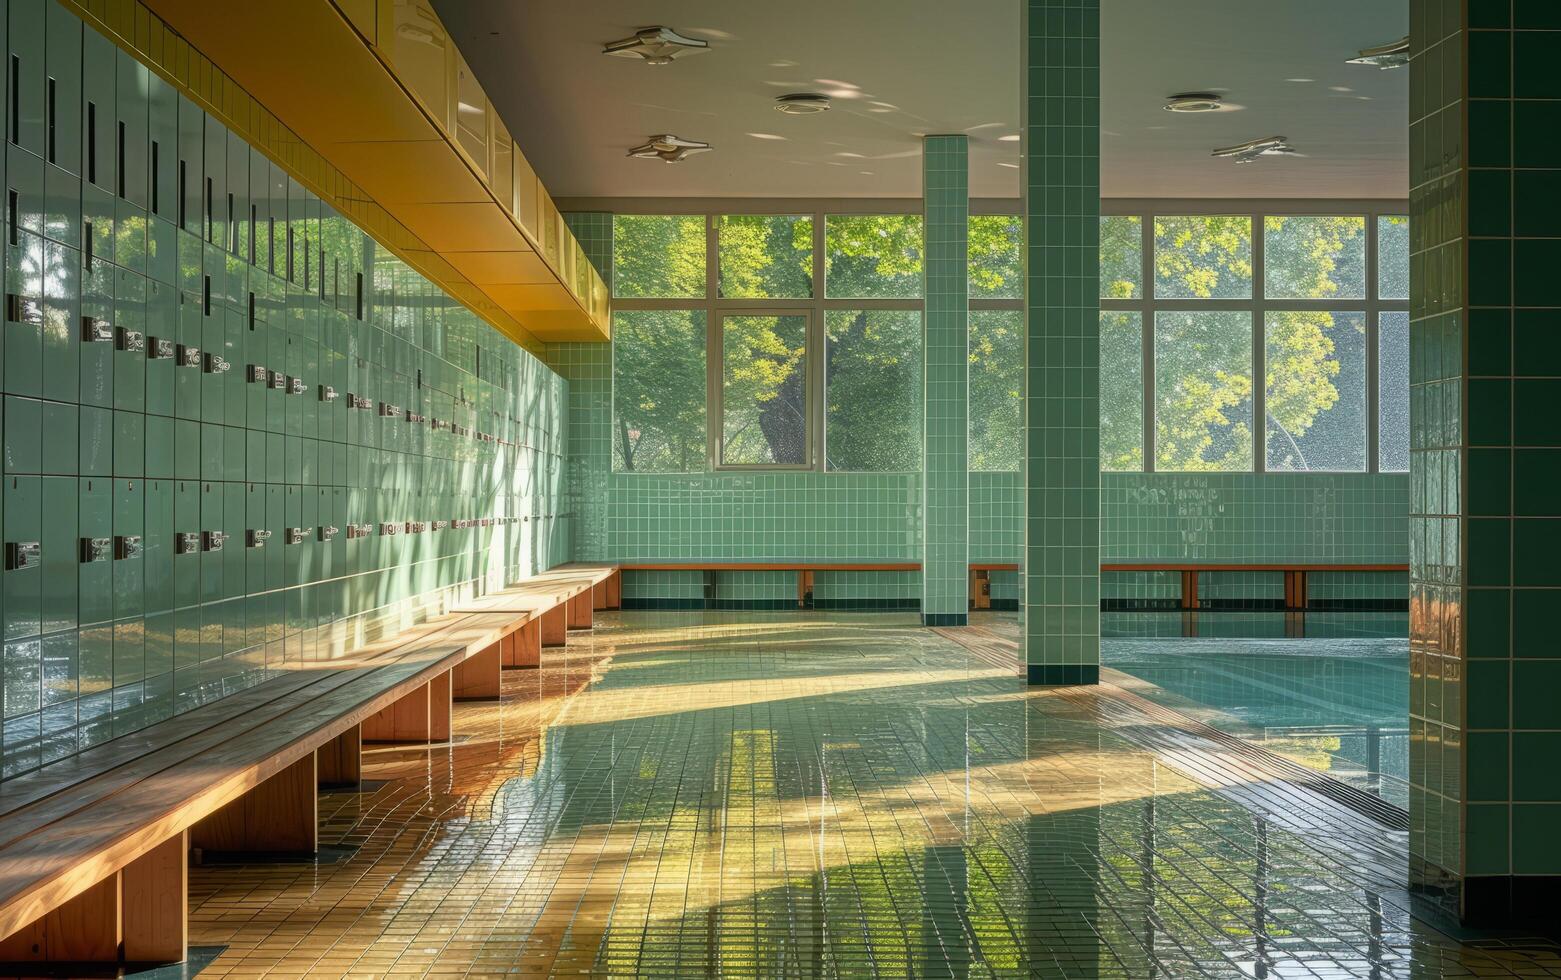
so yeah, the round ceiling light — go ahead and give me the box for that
[775,93,832,115]
[1163,93,1224,113]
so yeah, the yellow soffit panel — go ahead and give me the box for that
[134,0,608,344]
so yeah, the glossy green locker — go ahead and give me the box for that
[77,245,111,407]
[144,278,174,416]
[39,472,73,635]
[40,239,78,403]
[112,267,144,413]
[4,226,40,397]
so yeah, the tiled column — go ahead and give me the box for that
[1022,0,1100,684]
[922,136,969,626]
[1416,1,1561,926]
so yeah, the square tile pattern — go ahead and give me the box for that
[1437,0,1561,909]
[0,0,569,778]
[178,612,1561,978]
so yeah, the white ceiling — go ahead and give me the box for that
[435,0,1407,201]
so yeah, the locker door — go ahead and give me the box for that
[77,244,111,408]
[112,268,145,413]
[115,52,149,275]
[143,479,175,721]
[39,472,74,636]
[144,279,174,416]
[170,479,199,673]
[110,480,144,699]
[201,112,224,252]
[3,225,41,396]
[7,0,43,157]
[3,473,41,640]
[173,277,201,421]
[39,238,77,403]
[146,73,176,230]
[175,95,201,236]
[41,2,79,249]
[80,29,114,268]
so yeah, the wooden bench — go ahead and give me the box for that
[1101,562,1410,611]
[620,561,1406,613]
[0,563,618,969]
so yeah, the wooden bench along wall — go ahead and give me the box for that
[619,561,1406,612]
[0,563,618,969]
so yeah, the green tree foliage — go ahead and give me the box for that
[612,215,705,298]
[968,310,1022,471]
[969,215,1023,299]
[1099,312,1143,471]
[826,310,922,471]
[718,215,812,298]
[612,310,706,472]
[722,314,808,465]
[825,215,923,298]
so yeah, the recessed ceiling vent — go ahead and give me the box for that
[774,93,832,115]
[1211,136,1294,164]
[1347,36,1410,69]
[602,26,709,65]
[627,135,712,163]
[1163,93,1223,113]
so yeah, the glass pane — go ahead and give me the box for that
[969,310,1022,471]
[722,314,809,465]
[825,215,923,298]
[969,214,1022,299]
[1101,312,1144,471]
[1379,311,1410,472]
[1379,215,1409,300]
[825,310,922,471]
[612,214,706,298]
[1154,311,1254,471]
[1101,215,1143,299]
[1265,311,1367,471]
[718,214,812,298]
[1264,216,1367,299]
[1153,215,1252,299]
[612,310,707,472]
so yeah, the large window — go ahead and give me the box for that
[611,310,707,472]
[612,211,923,472]
[1103,206,1408,473]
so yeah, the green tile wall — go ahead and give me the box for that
[563,212,612,292]
[1023,0,1101,684]
[976,472,1410,566]
[1431,0,1561,926]
[922,136,969,625]
[0,0,569,778]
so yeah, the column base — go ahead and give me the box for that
[1025,664,1099,686]
[921,613,967,627]
[1459,875,1561,929]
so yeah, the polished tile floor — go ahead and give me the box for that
[187,612,1561,978]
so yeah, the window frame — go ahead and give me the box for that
[607,201,925,473]
[1101,200,1409,474]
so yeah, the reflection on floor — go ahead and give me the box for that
[188,612,1560,978]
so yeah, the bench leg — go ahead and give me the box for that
[605,569,621,610]
[363,671,452,743]
[430,669,452,742]
[191,753,317,858]
[541,603,567,647]
[317,725,362,787]
[593,581,608,611]
[505,618,541,668]
[453,641,502,700]
[0,873,121,962]
[567,591,593,630]
[122,831,188,964]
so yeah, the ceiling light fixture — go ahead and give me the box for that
[1164,93,1224,113]
[627,135,712,163]
[1348,36,1410,69]
[1211,136,1294,164]
[774,93,832,115]
[602,26,708,65]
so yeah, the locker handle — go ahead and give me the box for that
[45,78,54,163]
